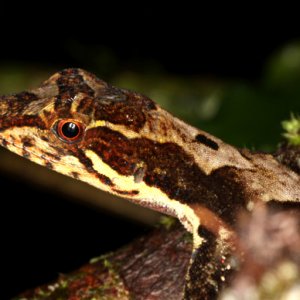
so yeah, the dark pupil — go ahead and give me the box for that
[61,122,79,138]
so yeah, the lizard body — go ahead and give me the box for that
[0,69,299,299]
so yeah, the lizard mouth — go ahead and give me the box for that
[0,135,124,192]
[0,136,84,171]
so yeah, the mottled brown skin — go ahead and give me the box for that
[85,126,246,226]
[0,68,300,299]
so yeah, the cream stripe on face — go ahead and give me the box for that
[0,127,99,178]
[85,149,203,246]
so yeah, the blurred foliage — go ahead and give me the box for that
[264,42,300,95]
[1,42,300,152]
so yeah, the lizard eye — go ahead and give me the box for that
[56,120,84,143]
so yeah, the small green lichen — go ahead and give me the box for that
[159,216,177,230]
[282,114,300,145]
[103,258,113,270]
[59,279,68,289]
[90,252,113,264]
[36,286,53,297]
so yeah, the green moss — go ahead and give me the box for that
[282,114,300,145]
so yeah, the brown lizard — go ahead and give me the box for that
[0,68,299,299]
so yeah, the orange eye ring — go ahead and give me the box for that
[56,119,84,143]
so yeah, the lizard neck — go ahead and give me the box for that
[82,106,300,238]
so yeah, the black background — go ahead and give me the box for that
[1,7,299,79]
[1,6,300,299]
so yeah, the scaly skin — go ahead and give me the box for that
[0,69,299,299]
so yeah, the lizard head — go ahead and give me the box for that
[0,68,205,230]
[2,68,254,235]
[0,68,172,199]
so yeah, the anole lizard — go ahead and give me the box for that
[0,69,299,299]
